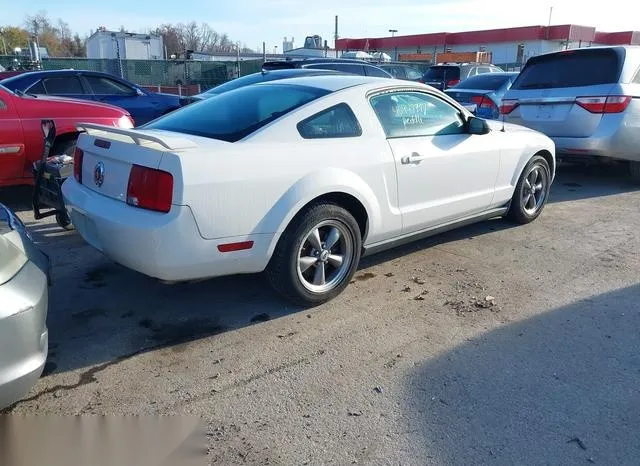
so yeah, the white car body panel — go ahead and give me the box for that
[62,76,555,283]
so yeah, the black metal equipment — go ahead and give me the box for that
[32,119,75,230]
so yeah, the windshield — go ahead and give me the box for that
[454,74,514,90]
[143,83,330,142]
[512,49,622,90]
[423,66,460,81]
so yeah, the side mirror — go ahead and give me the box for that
[135,88,145,96]
[468,116,490,135]
[41,119,56,148]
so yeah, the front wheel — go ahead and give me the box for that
[266,203,362,307]
[506,155,551,224]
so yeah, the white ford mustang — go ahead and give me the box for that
[62,75,555,305]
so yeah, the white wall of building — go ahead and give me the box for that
[87,32,164,60]
[382,39,592,64]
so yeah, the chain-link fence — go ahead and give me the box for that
[0,56,264,92]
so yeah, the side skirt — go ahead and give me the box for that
[362,207,509,258]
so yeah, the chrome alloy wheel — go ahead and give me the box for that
[296,220,354,293]
[521,164,548,216]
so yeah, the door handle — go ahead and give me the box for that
[401,152,424,165]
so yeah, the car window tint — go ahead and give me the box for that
[0,98,5,110]
[405,67,423,80]
[43,77,84,94]
[512,49,621,89]
[297,103,362,139]
[336,64,367,75]
[365,65,390,78]
[85,76,133,95]
[305,63,339,71]
[27,80,46,94]
[423,66,461,81]
[457,74,512,90]
[143,84,329,142]
[371,92,465,138]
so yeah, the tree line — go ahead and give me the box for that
[0,11,252,59]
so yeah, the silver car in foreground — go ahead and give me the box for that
[502,46,640,176]
[0,202,49,409]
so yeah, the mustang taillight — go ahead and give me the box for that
[126,165,173,213]
[500,99,519,114]
[576,95,632,114]
[73,147,84,183]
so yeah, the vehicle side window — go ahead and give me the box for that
[85,76,134,95]
[0,98,5,110]
[335,64,367,75]
[43,77,85,94]
[633,68,640,84]
[370,92,465,138]
[305,63,339,71]
[27,80,46,94]
[297,103,362,139]
[405,68,423,80]
[365,65,391,78]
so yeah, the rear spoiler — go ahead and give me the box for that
[75,123,198,151]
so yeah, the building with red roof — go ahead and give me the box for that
[335,24,640,66]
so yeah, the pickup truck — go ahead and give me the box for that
[0,84,134,188]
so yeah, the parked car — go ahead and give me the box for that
[378,63,424,81]
[0,84,134,188]
[421,63,504,91]
[445,72,519,120]
[62,75,554,306]
[1,70,181,125]
[179,68,346,106]
[262,58,393,78]
[0,202,50,409]
[501,46,640,178]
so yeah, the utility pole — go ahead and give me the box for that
[262,41,266,63]
[334,15,339,58]
[546,6,553,40]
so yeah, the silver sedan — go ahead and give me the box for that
[0,202,49,409]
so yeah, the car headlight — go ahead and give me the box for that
[116,114,135,129]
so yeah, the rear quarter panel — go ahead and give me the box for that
[16,97,126,170]
[159,88,402,248]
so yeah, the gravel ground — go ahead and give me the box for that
[1,163,639,465]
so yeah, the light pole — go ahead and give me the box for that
[389,29,398,37]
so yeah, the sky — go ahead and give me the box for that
[3,0,636,52]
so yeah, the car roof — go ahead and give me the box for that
[253,74,398,92]
[1,69,124,83]
[265,57,375,65]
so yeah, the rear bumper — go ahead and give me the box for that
[509,108,640,162]
[0,262,49,409]
[61,177,274,281]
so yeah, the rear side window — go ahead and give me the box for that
[633,68,640,84]
[405,67,423,80]
[512,49,622,89]
[85,76,133,95]
[43,77,85,94]
[423,66,461,81]
[143,84,329,142]
[364,65,390,78]
[456,74,512,90]
[297,103,362,139]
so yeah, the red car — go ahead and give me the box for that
[0,84,134,188]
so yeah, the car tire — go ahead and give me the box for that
[266,203,362,307]
[53,139,76,157]
[629,161,640,183]
[506,155,551,225]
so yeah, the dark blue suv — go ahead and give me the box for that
[0,70,181,125]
